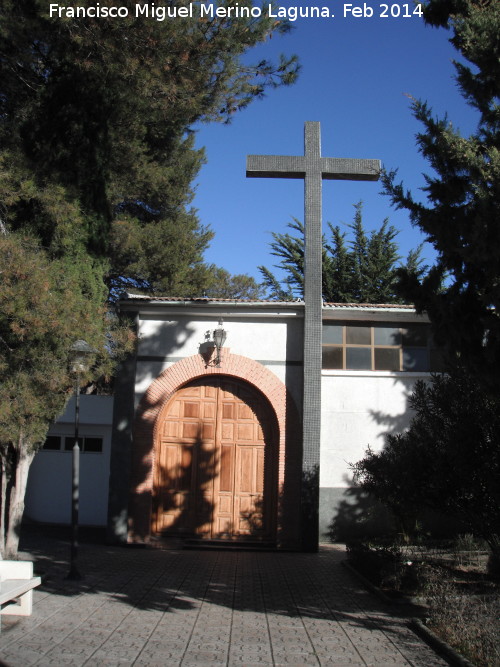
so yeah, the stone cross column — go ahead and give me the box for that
[247,122,380,550]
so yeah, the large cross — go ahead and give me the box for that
[247,121,380,551]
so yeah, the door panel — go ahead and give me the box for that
[154,377,276,539]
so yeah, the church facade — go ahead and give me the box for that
[25,122,405,548]
[105,294,435,549]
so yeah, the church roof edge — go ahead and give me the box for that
[323,302,416,310]
[119,293,418,313]
[119,293,303,306]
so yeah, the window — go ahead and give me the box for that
[84,437,103,453]
[322,321,440,372]
[42,436,62,450]
[40,435,103,453]
[64,436,103,453]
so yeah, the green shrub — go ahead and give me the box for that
[352,372,500,563]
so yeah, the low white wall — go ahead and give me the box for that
[24,396,113,526]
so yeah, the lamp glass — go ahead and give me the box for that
[69,339,95,373]
[213,328,227,348]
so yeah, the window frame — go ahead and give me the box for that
[64,436,104,453]
[41,435,104,453]
[322,321,437,372]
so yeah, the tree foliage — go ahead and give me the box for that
[382,0,500,385]
[356,0,500,562]
[0,0,298,554]
[1,0,299,296]
[0,233,134,556]
[259,203,426,302]
[352,371,500,560]
[204,268,265,300]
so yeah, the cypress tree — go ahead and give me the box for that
[259,203,424,303]
[383,0,500,385]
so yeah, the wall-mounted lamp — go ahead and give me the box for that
[212,319,227,367]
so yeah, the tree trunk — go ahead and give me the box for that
[3,440,35,559]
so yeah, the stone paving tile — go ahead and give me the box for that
[0,533,451,667]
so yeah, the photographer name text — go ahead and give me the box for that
[49,3,424,21]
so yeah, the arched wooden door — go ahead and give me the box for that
[153,377,278,540]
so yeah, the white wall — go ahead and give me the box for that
[320,371,429,489]
[24,396,114,526]
[138,315,296,360]
[135,313,304,408]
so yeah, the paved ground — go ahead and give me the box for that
[0,529,448,667]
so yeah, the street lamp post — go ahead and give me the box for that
[67,339,95,580]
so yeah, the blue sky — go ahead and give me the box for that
[192,2,478,283]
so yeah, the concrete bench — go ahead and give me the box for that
[0,561,41,631]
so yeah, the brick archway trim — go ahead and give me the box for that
[128,348,297,542]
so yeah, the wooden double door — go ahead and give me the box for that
[153,377,277,540]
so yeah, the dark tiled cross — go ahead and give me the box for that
[247,121,380,550]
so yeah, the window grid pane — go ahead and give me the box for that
[402,325,428,347]
[323,322,433,372]
[374,326,401,346]
[65,437,76,451]
[346,325,371,345]
[346,347,372,370]
[43,436,61,450]
[84,437,103,453]
[322,324,343,344]
[322,346,343,369]
[403,348,429,371]
[374,348,400,371]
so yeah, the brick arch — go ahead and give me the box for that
[128,349,299,542]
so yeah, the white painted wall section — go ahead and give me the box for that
[138,315,294,361]
[24,396,113,526]
[320,372,429,489]
[135,314,303,406]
